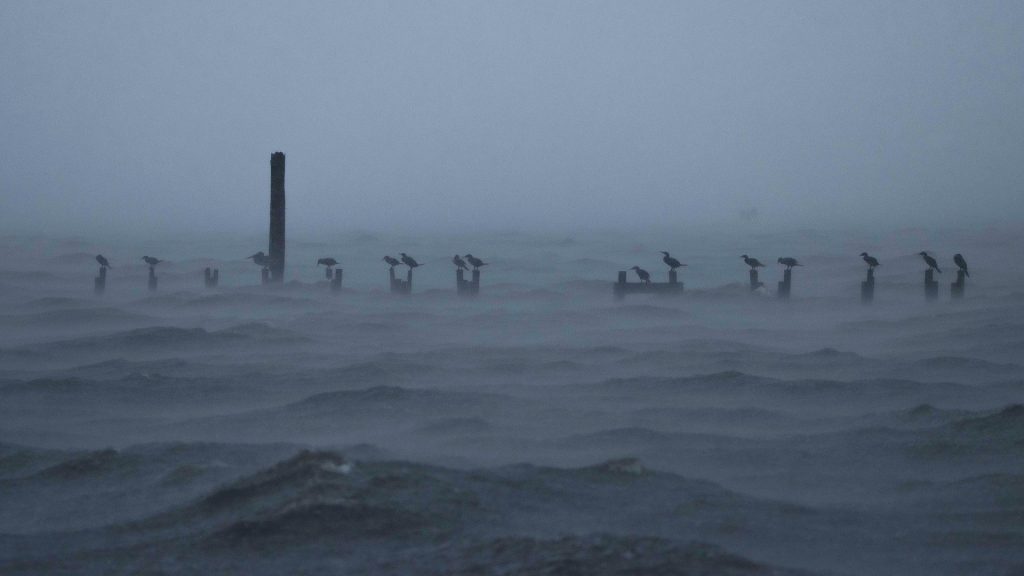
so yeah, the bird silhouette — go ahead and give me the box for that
[464,254,488,269]
[741,255,764,269]
[777,257,802,270]
[954,253,969,277]
[382,256,401,267]
[919,252,942,273]
[630,266,651,284]
[453,255,469,270]
[660,252,686,270]
[317,257,338,268]
[860,252,880,269]
[400,253,421,268]
[247,252,271,268]
[96,254,112,268]
[141,256,162,268]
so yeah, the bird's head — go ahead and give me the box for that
[660,251,669,256]
[918,251,928,256]
[777,258,784,263]
[860,252,869,257]
[741,255,748,259]
[400,253,408,257]
[630,266,639,270]
[465,254,473,258]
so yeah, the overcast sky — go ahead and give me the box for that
[1,1,1022,236]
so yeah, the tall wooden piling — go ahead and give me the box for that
[331,269,343,292]
[261,268,270,285]
[147,267,158,292]
[614,271,627,300]
[390,267,412,294]
[924,269,939,301]
[749,269,761,291]
[268,152,286,283]
[777,269,792,299]
[94,267,107,295]
[457,269,480,296]
[861,268,875,304]
[951,270,965,299]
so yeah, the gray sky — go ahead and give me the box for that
[1,1,1022,236]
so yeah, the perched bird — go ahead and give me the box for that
[453,255,469,270]
[247,251,271,268]
[317,257,339,268]
[954,253,969,277]
[95,254,112,268]
[630,266,651,284]
[741,255,764,269]
[382,255,401,267]
[777,257,802,270]
[400,253,421,268]
[464,254,488,270]
[660,252,686,270]
[919,252,941,273]
[141,256,162,267]
[860,252,880,269]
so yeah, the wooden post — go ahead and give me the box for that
[204,267,219,288]
[777,269,791,299]
[325,267,333,280]
[148,267,158,292]
[861,268,875,304]
[749,269,760,291]
[330,269,343,292]
[406,268,413,293]
[268,152,286,283]
[94,267,106,296]
[472,269,480,295]
[951,270,965,300]
[668,270,678,284]
[457,269,481,297]
[261,268,270,285]
[924,269,938,301]
[614,271,627,300]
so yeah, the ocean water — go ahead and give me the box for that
[0,228,1022,575]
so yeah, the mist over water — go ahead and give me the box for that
[3,1,1024,575]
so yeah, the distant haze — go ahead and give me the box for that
[1,1,1022,236]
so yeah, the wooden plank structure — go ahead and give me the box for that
[204,267,219,288]
[951,270,966,300]
[268,152,286,283]
[457,269,480,296]
[861,268,875,304]
[147,267,158,292]
[614,270,683,300]
[777,269,792,299]
[390,267,412,295]
[94,266,107,296]
[330,268,343,293]
[924,269,939,301]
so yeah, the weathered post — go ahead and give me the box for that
[951,270,965,300]
[749,269,760,291]
[456,268,481,297]
[614,271,627,300]
[861,268,875,304]
[268,152,286,283]
[924,269,938,301]
[389,267,411,294]
[204,267,219,288]
[406,268,413,293]
[147,267,158,292]
[94,267,107,295]
[777,269,791,299]
[261,268,270,285]
[325,267,333,280]
[330,269,343,292]
[668,270,678,285]
[472,269,480,295]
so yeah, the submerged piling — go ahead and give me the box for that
[147,267,158,292]
[268,152,286,283]
[204,267,219,288]
[749,269,761,291]
[924,269,939,301]
[951,270,966,300]
[457,268,480,296]
[94,267,107,296]
[777,269,792,299]
[861,268,875,304]
[330,268,343,292]
[390,267,412,294]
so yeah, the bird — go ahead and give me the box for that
[630,266,651,284]
[400,253,421,268]
[141,256,162,268]
[95,254,112,268]
[247,251,271,268]
[778,257,802,270]
[860,252,880,269]
[453,255,469,270]
[382,255,401,267]
[660,252,686,270]
[954,253,969,277]
[741,255,764,269]
[919,252,941,273]
[317,257,338,268]
[464,254,488,270]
